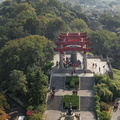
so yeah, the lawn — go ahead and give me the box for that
[65,76,79,88]
[63,95,79,109]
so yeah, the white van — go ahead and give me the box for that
[18,116,25,120]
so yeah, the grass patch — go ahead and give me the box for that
[63,95,79,109]
[65,76,79,88]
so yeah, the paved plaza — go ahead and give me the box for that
[44,52,116,120]
[52,52,110,75]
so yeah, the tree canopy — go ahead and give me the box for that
[0,35,54,108]
[0,0,120,119]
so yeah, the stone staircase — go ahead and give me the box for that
[47,96,63,110]
[53,68,93,74]
[46,70,96,120]
[47,76,65,111]
[50,76,65,89]
[79,77,95,111]
[80,77,94,90]
[80,96,95,111]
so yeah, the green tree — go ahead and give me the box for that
[16,9,36,21]
[90,31,107,55]
[28,68,48,105]
[90,30,118,56]
[94,74,120,101]
[108,80,120,99]
[99,111,110,120]
[24,16,50,35]
[0,6,15,18]
[0,35,54,83]
[45,17,68,40]
[14,3,36,17]
[35,0,62,16]
[2,0,11,6]
[0,93,10,109]
[6,20,28,40]
[61,12,76,24]
[9,70,27,96]
[73,5,82,13]
[70,18,88,31]
[0,26,9,49]
[63,2,72,9]
[24,17,41,35]
[94,83,113,101]
[99,14,120,31]
[89,21,101,30]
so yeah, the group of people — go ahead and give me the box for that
[92,63,107,74]
[56,56,82,68]
[92,63,97,68]
[72,87,78,95]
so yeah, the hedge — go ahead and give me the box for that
[63,95,79,109]
[65,76,79,88]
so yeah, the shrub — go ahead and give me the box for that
[94,95,100,117]
[99,111,110,120]
[87,52,94,56]
[70,81,75,88]
[35,104,46,114]
[63,95,79,109]
[65,76,79,88]
[27,106,34,111]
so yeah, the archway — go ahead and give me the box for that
[54,32,93,71]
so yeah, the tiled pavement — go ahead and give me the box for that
[44,52,111,120]
[45,73,96,120]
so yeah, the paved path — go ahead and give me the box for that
[44,52,110,120]
[45,74,96,120]
[54,89,94,96]
[52,52,110,75]
[51,73,94,77]
[45,110,96,120]
[111,100,120,120]
[87,58,109,74]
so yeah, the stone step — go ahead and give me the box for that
[47,96,63,110]
[80,111,96,120]
[80,97,95,111]
[80,77,94,90]
[54,68,92,74]
[50,76,65,89]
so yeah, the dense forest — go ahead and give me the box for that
[0,0,120,119]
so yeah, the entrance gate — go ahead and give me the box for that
[54,32,93,71]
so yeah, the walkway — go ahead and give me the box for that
[52,52,110,75]
[45,72,96,120]
[44,52,110,120]
[111,100,120,120]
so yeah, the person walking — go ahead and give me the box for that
[74,68,76,73]
[99,67,101,73]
